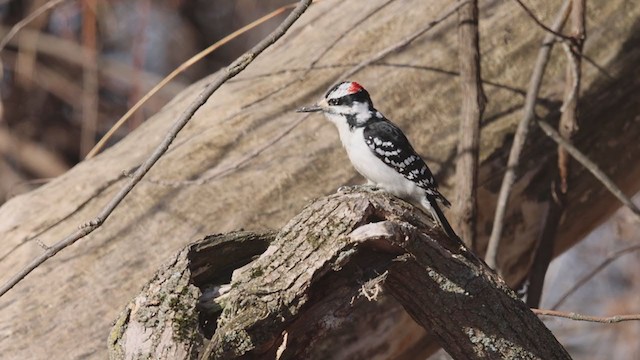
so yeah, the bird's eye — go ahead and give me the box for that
[328,98,338,105]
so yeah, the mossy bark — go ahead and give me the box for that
[110,189,570,359]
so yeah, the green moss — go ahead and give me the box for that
[168,288,199,343]
[172,309,198,343]
[108,307,130,346]
[250,266,264,278]
[305,232,321,247]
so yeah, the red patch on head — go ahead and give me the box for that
[347,82,364,94]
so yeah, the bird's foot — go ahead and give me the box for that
[337,185,351,193]
[356,183,383,192]
[337,183,382,194]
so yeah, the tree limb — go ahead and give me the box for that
[113,188,571,359]
[454,0,485,249]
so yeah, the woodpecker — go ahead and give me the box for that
[298,81,458,240]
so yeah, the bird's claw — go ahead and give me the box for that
[337,184,382,194]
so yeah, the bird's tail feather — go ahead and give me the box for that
[426,199,460,241]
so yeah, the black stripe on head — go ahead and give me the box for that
[325,81,373,108]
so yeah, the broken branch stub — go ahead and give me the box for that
[110,188,570,359]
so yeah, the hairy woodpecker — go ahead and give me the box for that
[298,81,458,240]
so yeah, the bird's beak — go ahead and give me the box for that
[296,98,328,113]
[296,105,323,113]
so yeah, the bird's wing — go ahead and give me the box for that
[362,120,450,206]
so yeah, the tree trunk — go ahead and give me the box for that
[109,189,570,359]
[1,1,639,358]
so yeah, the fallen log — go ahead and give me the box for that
[110,188,570,359]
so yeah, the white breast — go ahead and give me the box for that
[332,123,424,202]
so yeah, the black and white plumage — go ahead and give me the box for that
[297,81,458,240]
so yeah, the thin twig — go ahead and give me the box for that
[0,0,314,299]
[239,0,396,110]
[581,53,614,80]
[0,172,127,263]
[337,0,471,81]
[454,0,485,249]
[129,115,309,187]
[512,1,611,81]
[512,0,573,42]
[511,0,612,85]
[84,1,302,159]
[537,120,640,216]
[532,308,640,324]
[0,0,69,52]
[551,244,640,310]
[484,0,572,271]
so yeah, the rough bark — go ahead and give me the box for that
[110,189,570,359]
[1,1,640,358]
[108,232,273,360]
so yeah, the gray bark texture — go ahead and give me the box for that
[109,189,571,359]
[1,0,640,359]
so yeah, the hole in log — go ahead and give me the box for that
[186,231,274,338]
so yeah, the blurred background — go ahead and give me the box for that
[0,1,638,359]
[0,0,289,203]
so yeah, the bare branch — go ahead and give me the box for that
[0,0,314,299]
[485,0,572,271]
[239,0,397,110]
[454,0,485,249]
[126,115,309,187]
[511,0,573,41]
[0,172,127,263]
[338,0,471,81]
[536,120,640,215]
[581,53,614,80]
[551,244,640,310]
[533,308,640,324]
